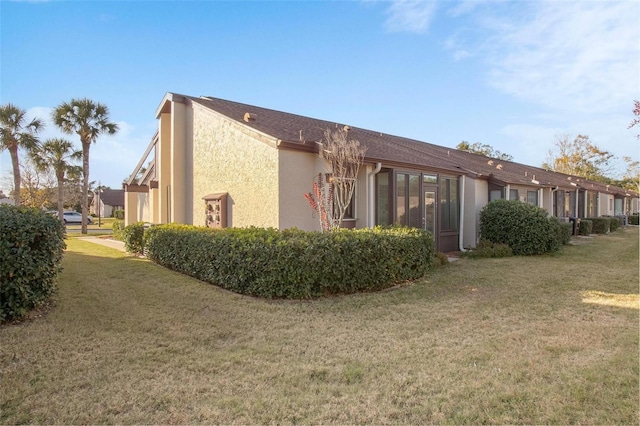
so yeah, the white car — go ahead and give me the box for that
[48,211,93,224]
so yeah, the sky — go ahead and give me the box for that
[1,0,639,193]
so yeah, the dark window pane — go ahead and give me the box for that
[376,172,389,225]
[396,174,406,226]
[409,174,420,228]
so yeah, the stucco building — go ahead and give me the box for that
[124,93,639,252]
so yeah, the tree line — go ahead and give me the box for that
[0,99,118,234]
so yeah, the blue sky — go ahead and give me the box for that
[1,0,639,192]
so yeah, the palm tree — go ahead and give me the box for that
[0,104,43,206]
[52,98,118,234]
[31,138,82,224]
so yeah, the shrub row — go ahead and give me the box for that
[0,205,66,322]
[608,216,620,232]
[586,217,612,234]
[461,240,513,259]
[122,222,145,255]
[112,220,124,241]
[630,214,639,226]
[113,209,124,220]
[578,219,593,236]
[479,200,570,256]
[143,225,435,298]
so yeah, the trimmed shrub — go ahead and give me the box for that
[586,217,611,234]
[113,209,124,220]
[0,205,66,322]
[144,225,435,299]
[433,252,450,267]
[554,219,573,246]
[112,220,124,241]
[122,222,145,255]
[629,214,639,226]
[578,219,593,236]
[479,200,566,255]
[608,216,621,232]
[460,240,513,259]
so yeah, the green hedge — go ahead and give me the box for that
[0,205,66,322]
[608,216,621,232]
[630,215,639,226]
[113,209,124,220]
[586,217,611,234]
[578,219,592,236]
[112,220,124,241]
[479,200,567,255]
[460,240,513,259]
[144,225,435,298]
[555,220,573,246]
[123,222,146,255]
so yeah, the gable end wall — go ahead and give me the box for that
[191,104,279,227]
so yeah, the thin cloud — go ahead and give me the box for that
[482,1,640,114]
[384,0,438,34]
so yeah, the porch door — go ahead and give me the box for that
[423,190,437,235]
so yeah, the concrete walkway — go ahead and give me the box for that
[76,236,126,252]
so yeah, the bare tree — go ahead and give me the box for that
[628,100,640,139]
[305,128,366,231]
[18,158,56,209]
[542,134,614,182]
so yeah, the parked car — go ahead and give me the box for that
[47,210,93,224]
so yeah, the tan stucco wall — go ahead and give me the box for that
[353,167,368,228]
[124,191,138,226]
[541,188,554,216]
[462,178,488,248]
[191,104,280,228]
[599,193,614,216]
[278,149,326,231]
[157,113,172,223]
[138,193,150,222]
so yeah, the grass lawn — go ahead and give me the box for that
[1,228,638,424]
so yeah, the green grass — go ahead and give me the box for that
[1,228,638,424]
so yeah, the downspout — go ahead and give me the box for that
[458,175,466,252]
[538,188,543,208]
[368,163,382,228]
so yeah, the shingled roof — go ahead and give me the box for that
[166,94,636,197]
[96,189,124,207]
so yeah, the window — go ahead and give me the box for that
[509,189,519,201]
[423,175,437,184]
[376,172,390,225]
[395,173,421,228]
[489,189,502,201]
[396,174,406,226]
[343,190,355,219]
[440,177,458,231]
[527,191,538,206]
[556,190,574,217]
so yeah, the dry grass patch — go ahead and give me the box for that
[1,229,638,424]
